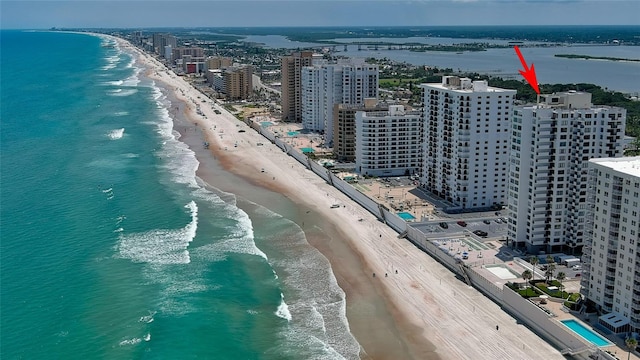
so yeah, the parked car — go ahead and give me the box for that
[483,220,491,224]
[473,230,488,237]
[439,222,448,229]
[572,265,582,270]
[457,221,467,227]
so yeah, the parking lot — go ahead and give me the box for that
[412,218,508,241]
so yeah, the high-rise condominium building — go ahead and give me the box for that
[152,33,177,56]
[420,76,516,210]
[281,51,315,122]
[507,91,626,254]
[205,56,232,70]
[172,47,205,61]
[580,157,640,334]
[223,65,253,101]
[333,99,387,162]
[355,105,422,177]
[301,60,378,146]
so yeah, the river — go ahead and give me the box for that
[241,34,640,93]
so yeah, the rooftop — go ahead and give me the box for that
[590,156,640,177]
[420,76,516,93]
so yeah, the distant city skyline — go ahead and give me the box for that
[1,0,639,29]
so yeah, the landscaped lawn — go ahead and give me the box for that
[517,287,540,298]
[563,293,582,310]
[535,282,571,299]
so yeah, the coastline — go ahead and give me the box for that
[149,55,425,359]
[115,35,566,359]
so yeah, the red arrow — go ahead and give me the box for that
[514,45,540,94]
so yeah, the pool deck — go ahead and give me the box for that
[546,302,639,358]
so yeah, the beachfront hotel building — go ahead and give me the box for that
[419,76,516,210]
[507,91,626,254]
[301,59,379,146]
[152,33,177,56]
[206,65,254,100]
[223,65,253,101]
[281,51,315,122]
[172,47,205,62]
[355,105,423,177]
[205,56,232,70]
[334,99,388,162]
[580,157,640,334]
[180,55,206,74]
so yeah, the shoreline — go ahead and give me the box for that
[114,35,565,359]
[151,54,426,360]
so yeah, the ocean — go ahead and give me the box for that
[0,31,360,359]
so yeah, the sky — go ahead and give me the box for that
[1,0,639,29]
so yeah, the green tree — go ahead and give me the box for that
[556,272,567,298]
[529,256,539,284]
[546,255,554,266]
[545,263,556,284]
[625,337,637,360]
[522,270,533,289]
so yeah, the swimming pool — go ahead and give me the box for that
[397,212,416,220]
[485,264,520,280]
[287,131,300,136]
[260,121,273,127]
[560,319,612,347]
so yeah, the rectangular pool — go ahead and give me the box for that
[397,212,416,220]
[560,319,612,347]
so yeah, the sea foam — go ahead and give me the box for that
[275,293,292,321]
[119,337,142,346]
[107,88,138,97]
[255,208,361,360]
[107,128,125,140]
[116,201,197,264]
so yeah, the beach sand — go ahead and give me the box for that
[119,37,565,360]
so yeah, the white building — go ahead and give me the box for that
[419,76,516,210]
[206,69,224,91]
[163,45,173,63]
[301,59,378,146]
[580,157,640,334]
[355,105,422,177]
[507,91,626,254]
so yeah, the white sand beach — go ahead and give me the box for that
[117,36,565,359]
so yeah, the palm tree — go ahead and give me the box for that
[522,270,533,290]
[556,272,566,298]
[625,337,637,360]
[546,255,554,266]
[545,263,556,284]
[529,256,539,284]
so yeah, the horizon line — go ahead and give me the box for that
[3,24,640,31]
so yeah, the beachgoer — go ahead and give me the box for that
[373,273,375,278]
[385,273,388,277]
[496,325,499,330]
[395,270,398,274]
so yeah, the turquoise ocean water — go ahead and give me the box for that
[1,31,359,359]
